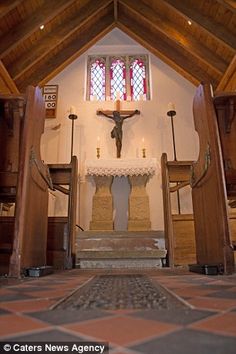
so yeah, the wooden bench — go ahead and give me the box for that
[191,83,235,274]
[0,86,52,277]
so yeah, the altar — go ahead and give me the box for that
[85,158,157,231]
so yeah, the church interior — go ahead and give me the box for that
[0,0,236,353]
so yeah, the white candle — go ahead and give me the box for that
[106,96,111,101]
[168,102,175,112]
[116,91,120,100]
[126,95,131,101]
[97,136,101,148]
[70,106,76,115]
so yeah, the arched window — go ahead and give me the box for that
[130,58,147,101]
[110,58,126,100]
[89,58,106,101]
[87,54,150,101]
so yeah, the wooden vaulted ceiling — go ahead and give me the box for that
[0,0,235,95]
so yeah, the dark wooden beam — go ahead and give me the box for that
[162,0,236,50]
[216,0,236,12]
[0,60,19,94]
[0,0,23,19]
[217,55,236,91]
[117,5,219,88]
[120,0,227,76]
[16,7,115,91]
[9,0,113,80]
[0,0,76,58]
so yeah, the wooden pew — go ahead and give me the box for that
[0,86,52,277]
[47,156,78,269]
[161,153,196,267]
[191,83,235,274]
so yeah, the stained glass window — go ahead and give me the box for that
[89,58,106,101]
[110,58,126,100]
[87,55,150,101]
[130,58,147,101]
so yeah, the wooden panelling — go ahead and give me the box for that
[0,0,235,92]
[16,4,115,91]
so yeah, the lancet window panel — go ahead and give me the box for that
[86,54,150,101]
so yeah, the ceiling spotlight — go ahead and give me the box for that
[40,24,44,30]
[187,20,192,25]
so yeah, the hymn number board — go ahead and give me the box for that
[42,85,58,119]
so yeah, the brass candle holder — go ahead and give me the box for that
[96,147,100,159]
[142,148,146,158]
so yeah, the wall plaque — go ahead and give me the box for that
[42,85,58,119]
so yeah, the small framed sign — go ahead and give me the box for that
[42,85,58,119]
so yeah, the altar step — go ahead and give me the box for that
[76,231,167,269]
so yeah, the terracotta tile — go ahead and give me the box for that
[64,315,180,346]
[187,296,236,311]
[0,314,50,338]
[0,289,16,296]
[173,286,217,298]
[190,312,236,337]
[27,289,70,299]
[0,299,54,313]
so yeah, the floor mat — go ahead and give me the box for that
[55,274,186,310]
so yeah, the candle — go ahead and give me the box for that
[139,94,144,101]
[106,96,111,101]
[116,91,120,100]
[97,136,101,148]
[70,106,76,115]
[126,95,131,101]
[168,102,175,112]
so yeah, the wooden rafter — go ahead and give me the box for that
[16,6,115,91]
[117,3,220,87]
[0,0,76,58]
[9,0,113,81]
[119,0,227,76]
[216,0,236,12]
[0,0,23,19]
[0,60,19,94]
[216,55,236,91]
[162,0,236,51]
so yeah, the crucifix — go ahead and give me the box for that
[97,97,140,158]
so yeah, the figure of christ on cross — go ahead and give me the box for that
[97,99,140,158]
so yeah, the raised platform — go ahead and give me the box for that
[76,231,167,269]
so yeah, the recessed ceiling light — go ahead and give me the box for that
[187,20,192,25]
[40,24,44,30]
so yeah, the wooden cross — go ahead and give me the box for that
[97,98,140,158]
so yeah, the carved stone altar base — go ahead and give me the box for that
[90,176,114,231]
[128,175,151,231]
[85,158,157,231]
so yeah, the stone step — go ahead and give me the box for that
[76,231,167,269]
[77,230,164,239]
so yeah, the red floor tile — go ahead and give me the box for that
[0,299,55,313]
[187,296,236,311]
[0,314,50,338]
[64,315,180,346]
[27,289,70,299]
[190,312,236,337]
[173,286,217,298]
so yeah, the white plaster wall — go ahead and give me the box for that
[41,29,199,230]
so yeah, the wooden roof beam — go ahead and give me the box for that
[117,4,219,88]
[119,0,227,76]
[216,0,236,12]
[9,0,113,81]
[0,60,19,94]
[0,0,23,20]
[0,0,76,58]
[216,55,236,91]
[16,7,115,91]
[162,0,236,51]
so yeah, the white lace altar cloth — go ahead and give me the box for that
[85,158,158,177]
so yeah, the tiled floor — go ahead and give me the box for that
[0,268,236,354]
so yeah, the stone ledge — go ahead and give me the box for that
[77,250,167,259]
